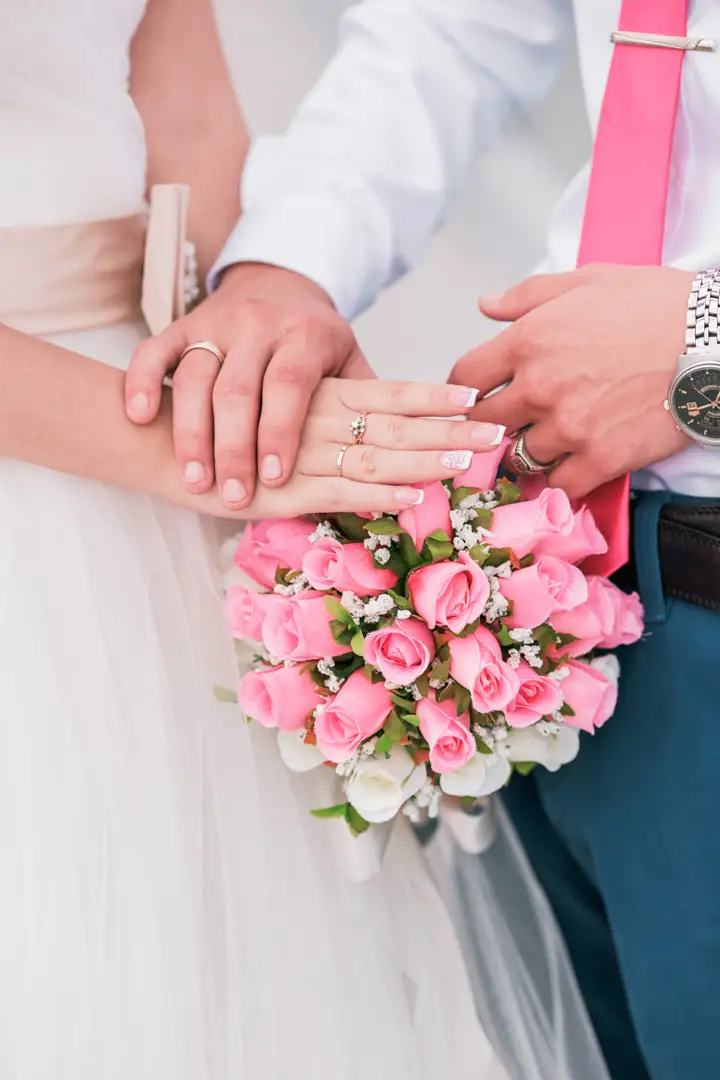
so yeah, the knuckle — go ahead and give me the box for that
[520,363,552,409]
[213,378,253,405]
[266,359,311,388]
[237,297,271,328]
[384,382,406,414]
[357,445,378,478]
[384,416,408,448]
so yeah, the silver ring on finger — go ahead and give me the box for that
[508,429,559,476]
[336,444,351,477]
[350,412,368,445]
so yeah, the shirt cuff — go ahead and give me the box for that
[208,193,392,320]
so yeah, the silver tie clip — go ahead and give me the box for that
[610,31,716,52]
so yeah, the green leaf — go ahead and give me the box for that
[383,709,407,744]
[388,587,411,611]
[424,537,455,563]
[431,658,450,683]
[473,508,494,530]
[560,702,576,717]
[555,632,577,648]
[474,736,494,755]
[285,568,305,582]
[415,674,430,698]
[346,806,371,837]
[427,529,452,543]
[213,684,238,705]
[495,623,514,648]
[376,733,393,756]
[533,624,556,651]
[438,682,456,704]
[365,518,405,536]
[519,554,536,569]
[485,546,514,568]
[468,544,490,567]
[311,803,350,820]
[390,692,413,710]
[455,686,472,716]
[397,532,422,570]
[333,513,370,542]
[274,566,291,585]
[375,549,407,577]
[512,761,537,777]
[497,479,522,506]
[330,619,353,645]
[451,485,481,509]
[401,712,420,727]
[350,630,365,657]
[324,595,353,625]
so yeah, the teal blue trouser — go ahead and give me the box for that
[505,492,720,1080]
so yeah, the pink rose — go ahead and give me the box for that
[533,506,608,565]
[416,694,476,773]
[234,519,315,588]
[453,440,508,493]
[314,671,392,762]
[408,552,490,633]
[449,627,520,713]
[226,585,276,641]
[561,659,618,733]
[302,538,397,596]
[551,576,630,657]
[239,664,325,731]
[398,481,452,553]
[489,488,574,559]
[499,556,588,630]
[262,591,349,662]
[364,617,435,686]
[594,581,644,649]
[504,662,563,728]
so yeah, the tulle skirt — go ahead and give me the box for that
[0,321,610,1080]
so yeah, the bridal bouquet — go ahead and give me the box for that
[225,448,643,836]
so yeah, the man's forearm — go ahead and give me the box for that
[212,0,573,318]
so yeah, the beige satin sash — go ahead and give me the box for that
[0,184,195,338]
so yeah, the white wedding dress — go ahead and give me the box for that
[0,4,612,1079]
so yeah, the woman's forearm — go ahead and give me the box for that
[0,325,178,496]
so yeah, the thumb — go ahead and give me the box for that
[125,321,188,423]
[479,269,588,322]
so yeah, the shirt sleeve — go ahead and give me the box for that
[211,0,574,319]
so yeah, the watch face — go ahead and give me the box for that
[671,363,720,443]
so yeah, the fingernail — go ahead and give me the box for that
[449,386,481,408]
[222,479,247,505]
[470,423,506,447]
[260,454,282,481]
[441,450,473,471]
[184,461,206,485]
[395,488,425,506]
[481,292,504,305]
[129,392,150,415]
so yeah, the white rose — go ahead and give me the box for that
[277,728,327,773]
[590,653,621,687]
[346,746,427,824]
[439,751,511,798]
[505,724,580,773]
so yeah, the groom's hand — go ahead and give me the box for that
[449,265,694,498]
[126,262,371,510]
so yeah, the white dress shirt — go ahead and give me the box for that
[215,0,720,497]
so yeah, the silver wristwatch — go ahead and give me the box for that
[665,270,720,446]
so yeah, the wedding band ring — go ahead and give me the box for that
[336,444,351,477]
[350,412,368,444]
[508,429,559,476]
[180,341,226,366]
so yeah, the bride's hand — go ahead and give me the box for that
[174,377,505,519]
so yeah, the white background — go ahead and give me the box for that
[214,0,591,382]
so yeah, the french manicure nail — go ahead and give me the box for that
[470,423,506,447]
[449,386,481,408]
[261,454,282,481]
[441,450,473,471]
[395,488,425,506]
[184,461,206,485]
[129,392,150,415]
[481,292,504,305]
[222,478,247,505]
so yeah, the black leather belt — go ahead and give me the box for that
[614,502,720,611]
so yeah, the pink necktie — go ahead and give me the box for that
[579,0,688,576]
